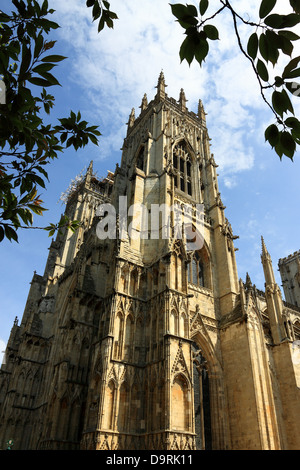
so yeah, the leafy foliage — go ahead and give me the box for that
[89,1,300,161]
[168,0,300,161]
[0,0,101,243]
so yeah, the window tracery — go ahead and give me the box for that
[173,141,192,196]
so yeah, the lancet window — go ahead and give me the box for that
[188,251,204,287]
[173,141,192,196]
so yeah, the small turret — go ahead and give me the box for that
[261,236,276,285]
[155,71,167,101]
[261,236,286,344]
[198,99,206,125]
[140,93,148,112]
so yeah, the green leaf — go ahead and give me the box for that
[247,33,258,60]
[281,88,294,114]
[19,45,32,80]
[285,68,300,79]
[170,3,190,20]
[289,0,300,14]
[285,117,300,136]
[34,34,44,59]
[4,225,18,243]
[283,56,300,78]
[180,36,195,65]
[259,33,269,62]
[265,123,279,147]
[278,36,293,56]
[41,55,67,63]
[195,38,209,66]
[282,13,300,28]
[280,131,296,159]
[278,30,300,41]
[259,0,277,19]
[272,89,293,117]
[265,30,280,65]
[186,4,198,17]
[257,59,269,81]
[38,71,61,86]
[264,14,284,28]
[32,63,56,74]
[199,0,209,16]
[203,24,219,40]
[170,3,198,28]
[28,77,54,87]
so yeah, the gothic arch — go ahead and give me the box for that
[103,379,116,430]
[187,240,212,290]
[171,372,191,432]
[172,139,196,197]
[190,331,228,450]
[135,145,146,173]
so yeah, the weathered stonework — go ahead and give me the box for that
[0,73,299,450]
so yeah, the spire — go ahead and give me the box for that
[84,160,94,188]
[245,272,253,290]
[179,88,187,112]
[155,71,167,101]
[261,236,275,285]
[87,160,93,177]
[261,236,269,258]
[260,236,286,343]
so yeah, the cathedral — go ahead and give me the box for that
[0,73,300,451]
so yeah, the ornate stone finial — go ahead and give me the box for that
[179,88,187,111]
[127,108,135,129]
[198,99,206,123]
[156,71,167,100]
[140,93,148,112]
[245,272,253,289]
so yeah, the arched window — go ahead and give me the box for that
[172,374,189,431]
[189,251,204,287]
[173,141,193,196]
[103,380,115,430]
[192,343,212,450]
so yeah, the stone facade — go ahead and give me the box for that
[0,73,300,450]
[279,250,300,309]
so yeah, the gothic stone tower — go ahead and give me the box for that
[1,73,300,451]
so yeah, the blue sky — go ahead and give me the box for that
[0,0,300,360]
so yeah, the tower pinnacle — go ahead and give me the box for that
[179,88,187,112]
[156,71,167,101]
